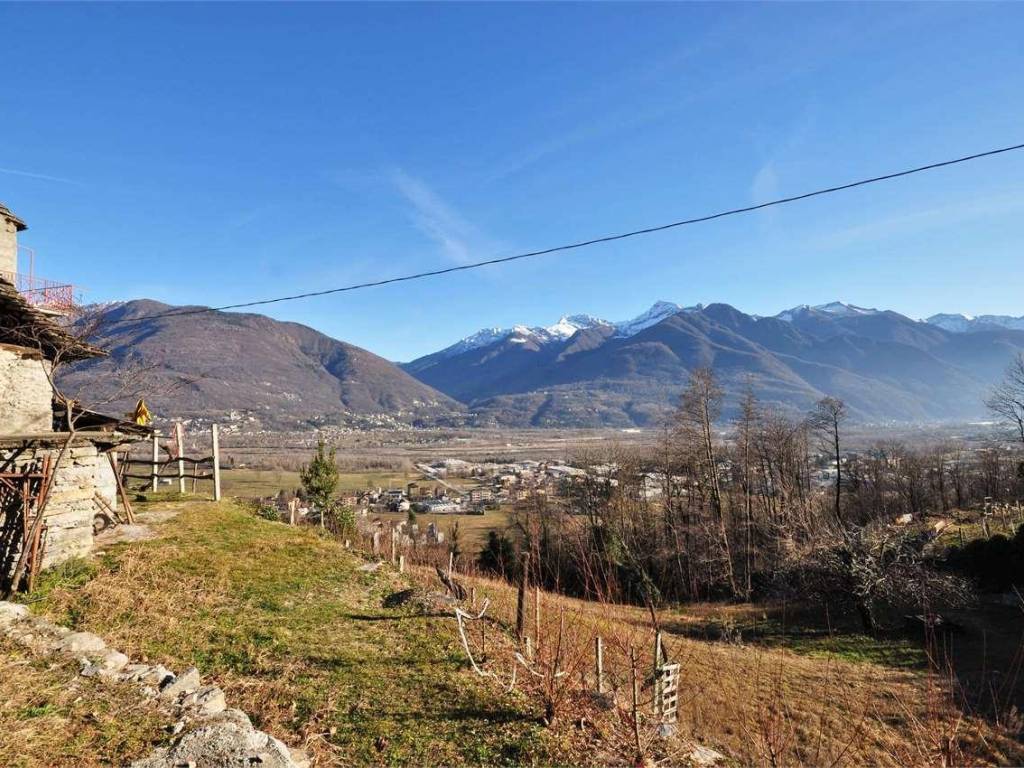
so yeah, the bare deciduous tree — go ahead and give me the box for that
[808,396,848,527]
[676,367,737,598]
[985,352,1024,445]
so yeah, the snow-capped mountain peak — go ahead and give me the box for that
[544,314,612,340]
[436,302,698,359]
[776,302,878,322]
[441,327,512,356]
[814,301,878,317]
[613,301,695,337]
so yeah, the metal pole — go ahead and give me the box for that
[595,636,605,693]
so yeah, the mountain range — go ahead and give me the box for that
[402,301,1024,427]
[60,299,1024,430]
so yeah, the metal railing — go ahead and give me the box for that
[1,246,77,311]
[0,270,77,311]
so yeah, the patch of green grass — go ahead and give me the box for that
[16,703,57,719]
[24,558,98,622]
[674,613,927,670]
[773,630,926,669]
[28,500,553,766]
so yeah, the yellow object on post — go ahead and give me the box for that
[133,399,153,426]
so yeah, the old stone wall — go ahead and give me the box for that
[1,441,116,575]
[0,347,53,435]
[0,215,18,276]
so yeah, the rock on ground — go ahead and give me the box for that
[0,601,30,626]
[56,631,107,655]
[158,666,201,701]
[687,744,727,766]
[130,721,299,768]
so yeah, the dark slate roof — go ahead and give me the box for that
[0,202,27,231]
[0,276,105,361]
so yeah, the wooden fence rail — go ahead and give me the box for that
[118,425,221,501]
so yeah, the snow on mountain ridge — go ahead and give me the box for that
[776,302,879,322]
[433,301,1024,360]
[925,313,1024,333]
[613,301,695,337]
[437,301,692,358]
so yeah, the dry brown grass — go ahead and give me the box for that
[408,564,1024,767]
[0,638,171,767]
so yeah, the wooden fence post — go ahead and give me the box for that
[595,636,605,693]
[399,554,405,574]
[174,422,186,495]
[107,452,134,525]
[515,552,530,642]
[653,630,664,714]
[211,424,222,502]
[151,432,160,492]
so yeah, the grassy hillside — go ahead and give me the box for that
[13,499,1023,767]
[23,501,551,766]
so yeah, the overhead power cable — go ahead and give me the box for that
[110,141,1024,326]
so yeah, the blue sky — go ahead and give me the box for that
[1,2,1023,361]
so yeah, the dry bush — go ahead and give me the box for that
[405,562,1024,767]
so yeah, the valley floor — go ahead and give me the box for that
[2,499,1021,766]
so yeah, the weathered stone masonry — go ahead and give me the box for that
[1,439,118,570]
[0,346,53,433]
[0,600,308,767]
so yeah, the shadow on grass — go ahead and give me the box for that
[343,612,450,622]
[660,614,928,670]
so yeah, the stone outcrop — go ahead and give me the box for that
[0,600,308,768]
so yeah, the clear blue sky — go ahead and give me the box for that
[2,2,1023,361]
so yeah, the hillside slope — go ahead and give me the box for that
[19,499,1023,767]
[59,301,462,429]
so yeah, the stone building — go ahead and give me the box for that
[0,201,25,279]
[1,203,145,588]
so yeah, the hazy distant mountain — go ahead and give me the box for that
[404,301,1024,427]
[60,300,462,429]
[925,313,1024,333]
